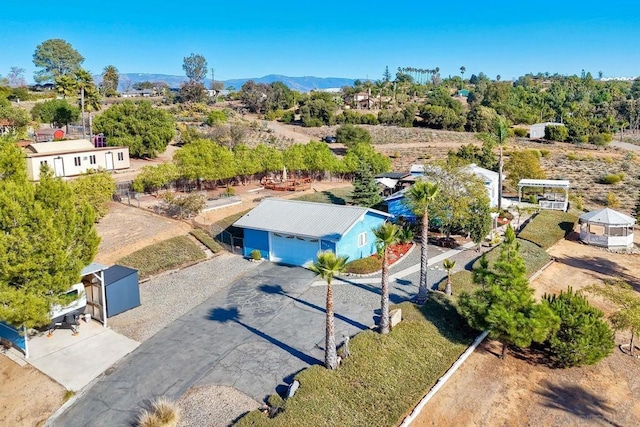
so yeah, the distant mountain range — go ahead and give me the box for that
[100,73,358,92]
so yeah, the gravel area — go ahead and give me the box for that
[177,385,260,427]
[109,253,259,342]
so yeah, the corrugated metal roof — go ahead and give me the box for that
[233,199,391,239]
[27,139,95,154]
[579,208,636,225]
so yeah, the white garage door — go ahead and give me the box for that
[270,233,320,266]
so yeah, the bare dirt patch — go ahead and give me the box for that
[0,355,64,427]
[95,202,193,265]
[412,237,640,427]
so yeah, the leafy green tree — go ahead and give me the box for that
[32,39,84,83]
[543,287,614,367]
[504,150,547,188]
[303,141,339,179]
[94,101,175,158]
[342,143,391,175]
[253,144,283,174]
[0,99,30,136]
[233,144,261,184]
[351,162,382,207]
[373,223,400,334]
[178,81,206,104]
[161,192,206,219]
[69,170,116,220]
[101,65,119,96]
[443,259,456,296]
[586,280,640,357]
[132,163,179,195]
[282,144,308,174]
[458,226,559,359]
[309,251,349,370]
[424,164,492,241]
[31,99,80,129]
[406,181,439,304]
[182,53,208,83]
[336,124,372,147]
[0,149,99,328]
[174,139,235,184]
[300,98,337,126]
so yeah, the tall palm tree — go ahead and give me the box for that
[494,116,510,210]
[406,181,440,304]
[373,223,401,334]
[309,251,349,369]
[443,259,456,296]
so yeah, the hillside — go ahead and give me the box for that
[96,73,357,92]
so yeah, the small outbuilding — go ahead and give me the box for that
[234,199,392,267]
[104,265,140,317]
[579,208,636,248]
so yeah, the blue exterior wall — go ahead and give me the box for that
[105,265,140,318]
[0,322,26,353]
[243,228,270,259]
[336,212,387,261]
[385,196,417,223]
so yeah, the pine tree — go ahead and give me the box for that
[351,162,382,207]
[633,192,640,222]
[0,139,99,328]
[458,226,559,359]
[544,287,614,367]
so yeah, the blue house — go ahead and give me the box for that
[384,189,418,223]
[233,199,392,267]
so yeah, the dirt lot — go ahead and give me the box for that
[0,355,64,427]
[413,237,640,427]
[94,202,193,265]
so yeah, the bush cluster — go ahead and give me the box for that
[345,256,381,274]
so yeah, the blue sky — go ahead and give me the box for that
[2,1,639,83]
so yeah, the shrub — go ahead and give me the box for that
[250,249,262,261]
[336,124,372,146]
[518,211,577,249]
[280,110,295,123]
[137,397,180,427]
[600,174,622,185]
[118,236,205,278]
[545,125,568,142]
[543,287,614,367]
[513,127,528,137]
[205,110,228,126]
[606,192,620,208]
[539,149,550,157]
[398,227,414,244]
[345,256,381,274]
[566,153,579,161]
[189,229,223,253]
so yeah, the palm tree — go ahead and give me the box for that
[373,223,401,334]
[494,116,510,210]
[406,181,440,304]
[309,251,349,369]
[443,259,456,296]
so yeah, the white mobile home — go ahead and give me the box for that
[25,139,130,180]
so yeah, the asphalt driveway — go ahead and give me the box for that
[53,262,380,426]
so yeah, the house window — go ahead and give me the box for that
[357,232,367,247]
[74,156,81,166]
[117,152,124,161]
[40,160,48,166]
[89,155,96,165]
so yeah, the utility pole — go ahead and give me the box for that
[81,86,86,139]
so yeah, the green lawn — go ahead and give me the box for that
[518,210,578,249]
[293,186,354,205]
[189,229,223,253]
[117,235,205,278]
[472,238,551,277]
[236,300,475,427]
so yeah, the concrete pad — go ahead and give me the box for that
[26,321,138,391]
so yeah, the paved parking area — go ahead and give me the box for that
[26,321,138,391]
[54,244,482,426]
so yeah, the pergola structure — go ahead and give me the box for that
[579,208,636,248]
[518,179,570,211]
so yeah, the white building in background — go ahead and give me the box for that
[24,139,130,181]
[530,122,565,139]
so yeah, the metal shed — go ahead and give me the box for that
[104,265,140,318]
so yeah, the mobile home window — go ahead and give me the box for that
[89,155,96,165]
[358,232,367,247]
[74,156,81,166]
[117,152,124,161]
[40,160,48,166]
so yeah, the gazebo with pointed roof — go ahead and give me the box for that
[579,207,636,248]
